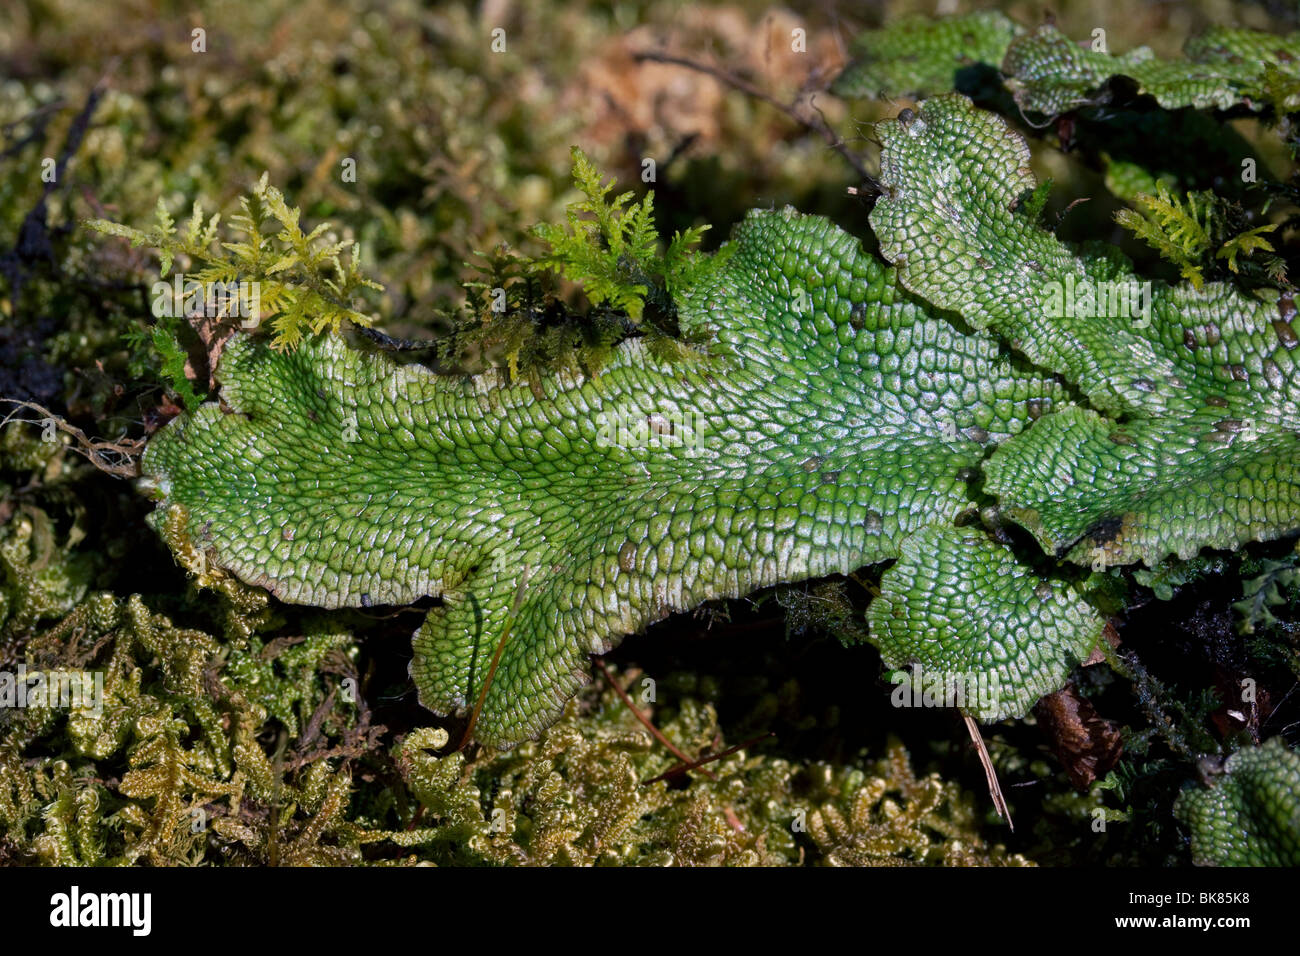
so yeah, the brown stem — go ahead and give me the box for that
[642,732,775,786]
[457,566,533,752]
[964,714,1014,831]
[595,657,717,781]
[631,49,878,191]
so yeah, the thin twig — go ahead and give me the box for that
[0,400,142,477]
[642,732,775,785]
[631,49,878,191]
[595,657,716,781]
[964,714,1013,831]
[0,100,66,161]
[457,565,532,752]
